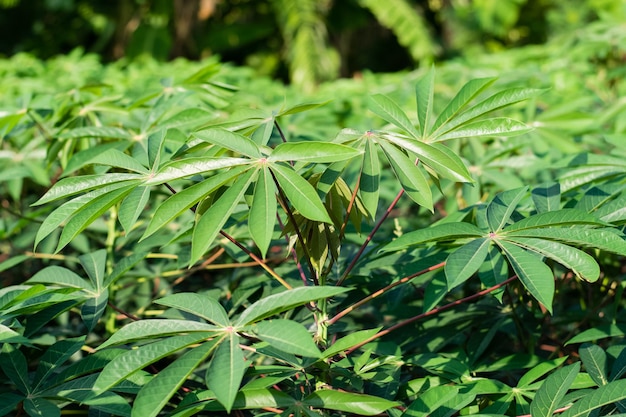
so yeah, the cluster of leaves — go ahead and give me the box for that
[2,21,626,417]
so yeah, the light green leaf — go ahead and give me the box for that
[381,222,485,252]
[430,77,496,135]
[93,333,213,395]
[58,126,133,140]
[56,184,135,252]
[531,182,561,214]
[497,241,554,314]
[416,67,434,137]
[517,357,569,388]
[379,140,432,211]
[155,293,230,327]
[368,94,420,139]
[119,186,151,233]
[566,324,626,345]
[434,118,531,142]
[142,165,249,240]
[33,173,141,205]
[507,227,626,257]
[63,142,132,175]
[144,157,251,185]
[235,286,348,326]
[81,290,109,332]
[560,380,626,417]
[97,320,218,350]
[269,141,362,164]
[530,363,580,417]
[249,166,277,259]
[160,108,215,130]
[487,186,529,232]
[304,390,400,416]
[193,128,262,158]
[504,237,600,282]
[269,162,332,223]
[445,238,491,289]
[132,340,218,417]
[206,333,247,413]
[579,343,608,386]
[360,138,380,219]
[382,134,473,182]
[83,148,149,174]
[249,319,321,357]
[503,209,607,233]
[190,169,256,265]
[27,266,94,293]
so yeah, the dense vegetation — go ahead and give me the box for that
[2,2,626,416]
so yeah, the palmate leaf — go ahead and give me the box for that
[560,380,626,417]
[269,162,332,223]
[378,140,433,211]
[530,362,580,417]
[155,293,230,327]
[193,128,262,158]
[303,390,400,416]
[249,166,277,259]
[234,286,349,326]
[132,339,219,417]
[248,319,321,357]
[497,240,554,314]
[381,222,485,252]
[368,94,420,139]
[93,333,214,395]
[445,238,492,289]
[269,141,362,163]
[206,333,247,413]
[190,168,256,265]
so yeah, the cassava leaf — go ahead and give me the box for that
[445,238,491,289]
[193,128,262,158]
[368,94,420,139]
[249,166,277,259]
[530,362,580,417]
[269,141,362,163]
[155,293,230,327]
[206,333,247,413]
[381,222,485,251]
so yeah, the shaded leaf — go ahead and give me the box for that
[579,343,609,386]
[445,238,491,289]
[304,390,400,416]
[250,319,321,357]
[530,362,579,417]
[561,380,626,417]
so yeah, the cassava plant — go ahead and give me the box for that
[3,60,626,417]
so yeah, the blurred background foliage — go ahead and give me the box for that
[0,0,624,92]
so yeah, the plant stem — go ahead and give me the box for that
[344,275,519,355]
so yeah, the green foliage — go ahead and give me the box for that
[3,20,626,416]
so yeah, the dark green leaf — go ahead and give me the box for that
[249,166,276,258]
[560,380,626,417]
[249,319,321,357]
[304,390,400,416]
[269,141,362,163]
[530,363,580,417]
[579,343,609,386]
[487,186,528,232]
[206,333,247,413]
[445,238,491,289]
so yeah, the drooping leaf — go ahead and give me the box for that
[155,293,230,327]
[206,333,247,413]
[31,337,86,392]
[303,390,400,416]
[249,166,277,259]
[33,173,141,206]
[269,141,362,163]
[269,162,332,223]
[530,363,580,417]
[445,238,491,289]
[132,340,218,417]
[190,168,256,265]
[497,241,554,314]
[381,222,485,252]
[248,319,321,357]
[234,286,348,326]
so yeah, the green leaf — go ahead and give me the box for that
[403,385,459,417]
[278,101,329,116]
[81,290,109,332]
[191,168,256,265]
[382,134,473,182]
[249,319,321,357]
[0,393,23,416]
[381,222,485,252]
[193,128,262,158]
[416,67,434,137]
[235,286,348,326]
[530,362,580,417]
[155,293,230,327]
[269,142,362,163]
[368,94,420,139]
[249,166,276,259]
[434,118,531,142]
[379,140,432,211]
[24,397,60,417]
[33,173,141,206]
[430,77,496,135]
[144,157,251,185]
[56,184,135,252]
[566,324,626,346]
[269,162,332,223]
[487,186,529,232]
[504,237,600,282]
[560,380,626,417]
[32,337,85,392]
[82,148,149,174]
[132,340,218,417]
[497,241,554,314]
[28,266,93,293]
[206,333,247,413]
[97,320,218,350]
[322,328,382,359]
[1,344,30,394]
[360,138,381,219]
[503,209,608,233]
[58,126,133,140]
[93,333,213,395]
[119,186,151,232]
[445,238,491,289]
[142,165,249,240]
[517,357,569,387]
[304,390,400,416]
[63,142,133,175]
[79,250,106,291]
[579,343,609,386]
[508,227,626,257]
[531,182,561,214]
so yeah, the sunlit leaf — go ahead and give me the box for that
[530,363,580,417]
[368,94,420,139]
[360,138,381,219]
[206,333,247,413]
[249,319,321,357]
[487,186,528,232]
[579,343,608,386]
[434,118,530,142]
[304,390,400,416]
[193,128,262,158]
[560,379,626,417]
[155,293,230,327]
